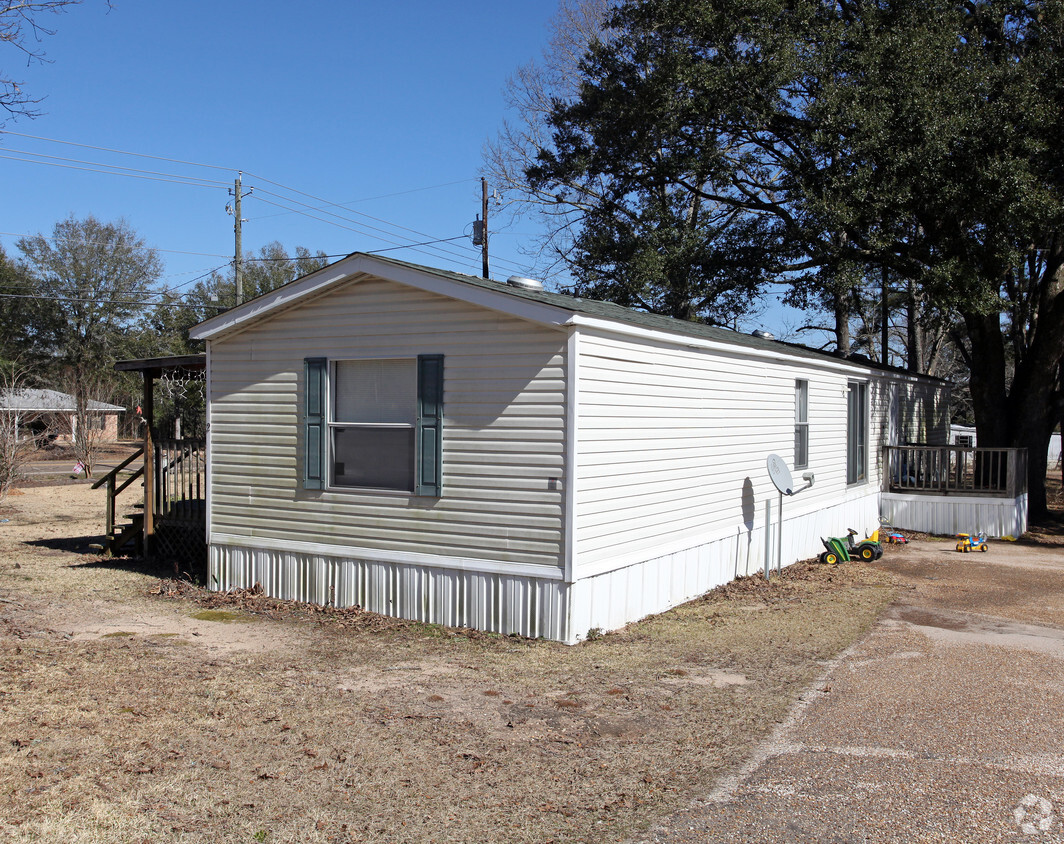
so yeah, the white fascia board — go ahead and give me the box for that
[190,253,574,341]
[563,327,579,584]
[204,341,213,542]
[565,314,942,383]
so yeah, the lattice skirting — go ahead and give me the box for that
[156,521,207,573]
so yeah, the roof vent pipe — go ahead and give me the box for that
[751,329,775,340]
[506,275,544,291]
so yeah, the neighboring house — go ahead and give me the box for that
[949,424,978,448]
[190,253,949,643]
[950,424,1060,467]
[0,389,124,443]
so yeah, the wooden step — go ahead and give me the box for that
[107,512,144,556]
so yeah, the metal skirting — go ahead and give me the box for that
[569,491,882,641]
[209,491,885,644]
[209,544,571,642]
[881,492,1028,537]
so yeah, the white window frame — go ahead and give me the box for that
[794,379,809,470]
[326,357,417,494]
[847,381,868,485]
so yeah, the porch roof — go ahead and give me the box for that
[114,354,206,377]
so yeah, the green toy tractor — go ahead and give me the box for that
[818,528,883,565]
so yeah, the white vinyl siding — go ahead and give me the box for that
[208,276,567,571]
[891,379,950,446]
[573,331,906,575]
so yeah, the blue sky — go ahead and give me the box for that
[1,0,807,336]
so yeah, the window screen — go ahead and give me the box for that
[334,359,417,423]
[794,380,809,469]
[330,359,417,491]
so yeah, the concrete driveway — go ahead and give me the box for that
[636,536,1064,843]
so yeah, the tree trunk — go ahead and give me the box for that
[906,279,923,373]
[833,290,851,356]
[962,252,1064,523]
[961,310,1010,446]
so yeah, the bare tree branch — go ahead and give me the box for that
[0,0,87,120]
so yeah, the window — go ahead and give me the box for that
[303,355,443,496]
[794,380,809,469]
[847,381,868,484]
[332,359,416,491]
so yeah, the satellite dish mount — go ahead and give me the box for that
[765,454,814,577]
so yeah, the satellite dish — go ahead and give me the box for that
[766,454,794,495]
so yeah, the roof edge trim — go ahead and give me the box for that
[566,314,945,382]
[190,253,575,341]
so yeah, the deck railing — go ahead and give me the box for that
[885,445,1028,497]
[155,437,206,524]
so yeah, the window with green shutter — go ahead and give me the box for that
[303,357,327,490]
[304,355,443,496]
[416,354,443,497]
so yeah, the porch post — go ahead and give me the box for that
[143,370,155,560]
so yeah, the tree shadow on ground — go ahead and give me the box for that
[62,552,179,580]
[24,534,105,555]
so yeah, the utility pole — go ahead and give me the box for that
[228,173,252,305]
[481,177,489,279]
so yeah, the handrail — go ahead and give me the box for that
[114,465,145,497]
[90,446,145,490]
[91,445,147,553]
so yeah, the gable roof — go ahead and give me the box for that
[190,252,943,382]
[0,389,125,413]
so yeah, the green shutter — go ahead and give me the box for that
[303,357,327,490]
[416,354,444,497]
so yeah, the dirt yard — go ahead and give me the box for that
[0,482,897,843]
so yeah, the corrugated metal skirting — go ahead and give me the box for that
[568,490,881,642]
[209,545,570,642]
[209,490,883,645]
[881,492,1028,537]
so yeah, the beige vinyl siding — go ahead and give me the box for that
[574,331,896,572]
[890,378,950,446]
[208,276,567,570]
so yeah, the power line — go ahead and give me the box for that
[0,264,231,302]
[0,229,230,260]
[241,253,348,263]
[248,194,481,269]
[0,153,230,190]
[250,185,484,264]
[247,178,477,221]
[367,236,469,253]
[0,129,235,172]
[0,130,533,275]
[245,179,530,273]
[0,146,231,187]
[0,291,225,308]
[249,189,529,275]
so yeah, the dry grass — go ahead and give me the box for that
[0,483,896,843]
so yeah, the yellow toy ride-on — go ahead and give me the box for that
[956,533,989,553]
